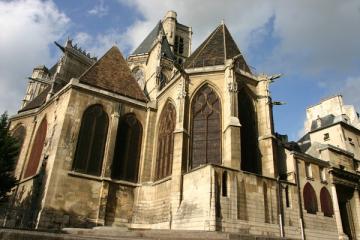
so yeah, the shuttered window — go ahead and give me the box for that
[73,104,109,176]
[320,187,334,217]
[155,102,176,180]
[303,182,318,214]
[24,119,47,178]
[191,84,221,168]
[112,114,142,182]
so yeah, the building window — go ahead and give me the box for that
[24,118,47,178]
[222,171,228,197]
[174,35,184,55]
[320,167,327,182]
[348,137,355,146]
[73,104,109,176]
[303,182,318,214]
[285,186,290,208]
[155,102,176,180]
[159,72,167,90]
[112,114,142,182]
[238,89,260,174]
[323,133,330,141]
[305,163,313,179]
[191,84,222,168]
[320,187,334,217]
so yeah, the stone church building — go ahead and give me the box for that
[3,11,360,240]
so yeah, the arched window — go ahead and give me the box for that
[155,101,176,180]
[303,182,318,214]
[238,89,260,174]
[320,187,334,217]
[112,114,142,182]
[73,104,109,176]
[24,118,47,178]
[191,84,221,168]
[12,125,26,162]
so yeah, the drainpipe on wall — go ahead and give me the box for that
[294,155,306,240]
[277,176,285,238]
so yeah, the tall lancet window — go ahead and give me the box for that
[191,84,222,168]
[155,102,176,180]
[238,89,260,174]
[73,104,109,176]
[24,118,47,178]
[112,114,142,182]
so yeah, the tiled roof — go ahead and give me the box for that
[79,46,148,102]
[19,86,50,112]
[184,23,250,72]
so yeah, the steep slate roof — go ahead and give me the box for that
[132,21,163,55]
[79,46,147,102]
[184,23,251,72]
[310,114,336,131]
[131,21,175,60]
[19,86,50,112]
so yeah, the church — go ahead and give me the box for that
[3,11,360,240]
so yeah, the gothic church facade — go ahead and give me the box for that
[4,11,360,240]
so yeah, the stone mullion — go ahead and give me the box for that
[97,104,121,226]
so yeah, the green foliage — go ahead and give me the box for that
[0,112,18,203]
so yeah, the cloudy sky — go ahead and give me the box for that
[1,0,360,140]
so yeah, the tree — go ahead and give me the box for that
[0,112,18,203]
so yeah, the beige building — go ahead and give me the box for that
[2,11,359,240]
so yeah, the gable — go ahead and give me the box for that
[79,46,147,102]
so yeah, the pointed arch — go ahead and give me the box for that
[73,104,109,176]
[191,84,222,168]
[112,113,142,182]
[155,101,176,180]
[303,182,318,214]
[238,87,260,174]
[24,118,47,178]
[320,187,334,217]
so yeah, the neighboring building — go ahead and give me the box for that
[2,11,359,240]
[297,95,360,240]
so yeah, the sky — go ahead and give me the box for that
[1,0,360,140]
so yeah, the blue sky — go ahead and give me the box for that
[1,0,360,140]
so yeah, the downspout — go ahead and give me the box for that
[294,155,306,240]
[277,176,285,237]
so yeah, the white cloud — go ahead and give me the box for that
[119,0,360,76]
[340,76,360,111]
[0,0,69,115]
[88,0,109,17]
[73,30,128,59]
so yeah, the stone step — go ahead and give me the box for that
[1,228,299,240]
